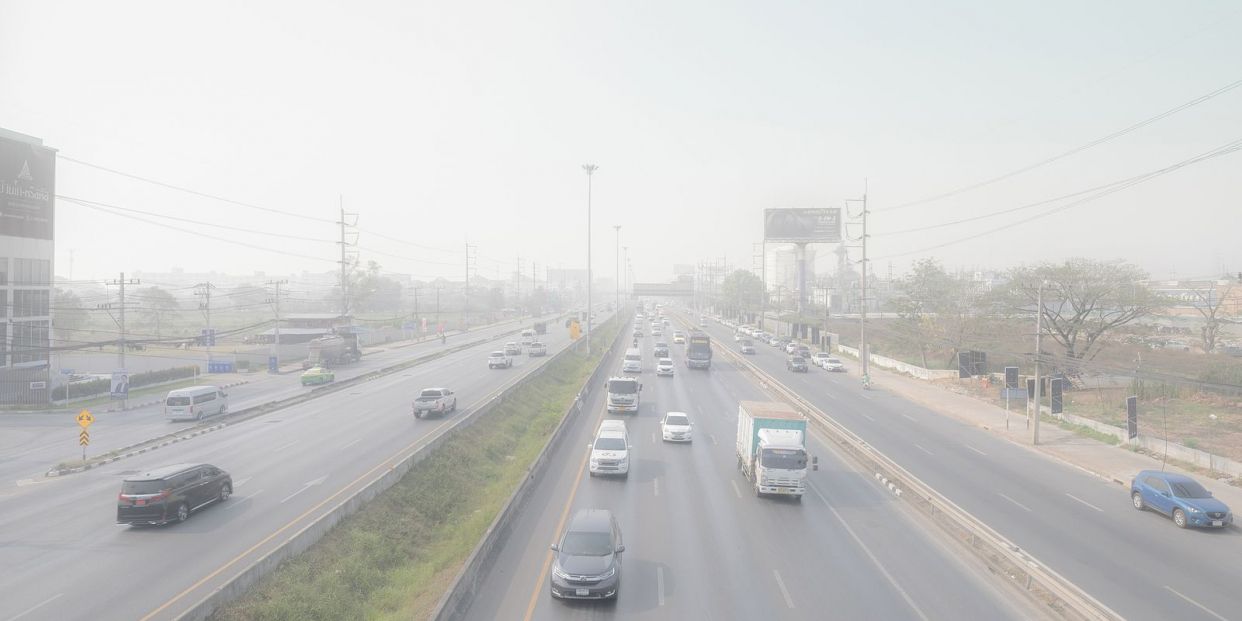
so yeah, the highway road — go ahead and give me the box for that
[0,317,543,489]
[0,311,609,621]
[463,317,1029,620]
[695,317,1242,621]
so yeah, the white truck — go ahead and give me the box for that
[736,401,811,500]
[604,376,642,414]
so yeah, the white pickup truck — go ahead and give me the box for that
[412,387,457,418]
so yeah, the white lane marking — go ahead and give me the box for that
[651,432,656,444]
[901,413,917,422]
[1065,492,1104,513]
[1164,585,1228,621]
[859,412,875,422]
[273,440,299,453]
[822,391,836,400]
[808,483,931,621]
[341,438,361,450]
[859,393,873,400]
[15,478,37,487]
[657,566,666,606]
[730,479,743,498]
[772,569,795,609]
[653,477,660,497]
[233,477,253,488]
[913,444,934,456]
[280,475,327,504]
[709,433,718,446]
[7,593,64,621]
[965,445,987,456]
[997,492,1032,512]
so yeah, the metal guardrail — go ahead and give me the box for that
[710,337,1122,621]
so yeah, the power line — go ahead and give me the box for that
[873,137,1242,260]
[56,155,336,223]
[880,77,1242,212]
[57,195,337,243]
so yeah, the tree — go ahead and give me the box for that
[892,259,982,368]
[1001,259,1162,369]
[1187,280,1238,353]
[134,286,182,340]
[718,270,765,319]
[53,289,90,334]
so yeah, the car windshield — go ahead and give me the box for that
[594,437,627,450]
[1171,480,1211,499]
[489,352,504,357]
[608,381,638,394]
[659,358,672,365]
[166,396,192,406]
[761,448,807,470]
[665,415,689,426]
[559,531,613,556]
[741,340,753,346]
[827,358,841,364]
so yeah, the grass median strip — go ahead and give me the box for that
[213,321,619,621]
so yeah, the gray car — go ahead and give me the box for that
[550,509,624,601]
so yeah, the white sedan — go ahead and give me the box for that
[656,357,675,376]
[661,411,692,442]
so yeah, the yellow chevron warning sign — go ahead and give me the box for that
[79,429,90,446]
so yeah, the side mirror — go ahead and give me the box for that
[550,544,559,552]
[812,456,820,471]
[587,443,593,449]
[1160,491,1170,497]
[615,544,626,553]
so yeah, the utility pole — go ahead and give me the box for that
[337,198,359,323]
[412,284,421,340]
[515,255,522,311]
[621,246,628,304]
[464,242,476,331]
[582,163,598,353]
[435,285,442,334]
[846,182,869,381]
[266,279,287,372]
[1033,281,1046,444]
[106,273,139,408]
[531,262,538,315]
[194,281,215,364]
[613,225,621,313]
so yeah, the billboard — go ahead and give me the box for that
[0,133,55,239]
[763,208,841,243]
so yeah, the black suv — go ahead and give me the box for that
[550,509,624,600]
[786,355,809,372]
[117,463,232,526]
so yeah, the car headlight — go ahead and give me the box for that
[595,565,617,580]
[1186,505,1202,513]
[552,565,571,580]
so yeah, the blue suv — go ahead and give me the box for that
[1131,470,1232,529]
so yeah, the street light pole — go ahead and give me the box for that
[582,164,598,354]
[613,225,621,314]
[622,246,628,304]
[1033,280,1046,445]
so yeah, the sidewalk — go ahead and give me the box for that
[854,355,1242,518]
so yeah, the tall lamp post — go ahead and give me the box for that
[582,164,598,353]
[613,225,621,314]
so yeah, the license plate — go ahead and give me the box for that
[576,588,590,597]
[135,499,146,506]
[1212,520,1224,527]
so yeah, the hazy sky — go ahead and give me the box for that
[3,0,1239,285]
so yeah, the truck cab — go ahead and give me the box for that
[736,401,811,500]
[605,376,641,414]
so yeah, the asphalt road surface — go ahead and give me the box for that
[0,318,543,489]
[696,317,1242,621]
[463,319,1028,621]
[0,311,608,621]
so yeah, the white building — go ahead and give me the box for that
[1,128,56,404]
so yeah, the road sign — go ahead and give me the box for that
[1126,396,1138,439]
[79,429,90,446]
[76,410,94,427]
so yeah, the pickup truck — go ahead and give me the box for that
[528,341,548,357]
[412,388,457,418]
[488,351,513,369]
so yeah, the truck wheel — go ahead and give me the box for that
[754,485,762,498]
[414,410,421,419]
[451,400,457,412]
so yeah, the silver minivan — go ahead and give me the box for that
[621,348,642,373]
[165,385,229,422]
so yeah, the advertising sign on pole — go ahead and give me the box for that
[110,371,129,400]
[763,208,842,243]
[0,133,56,240]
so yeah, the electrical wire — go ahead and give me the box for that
[879,77,1242,212]
[57,195,337,243]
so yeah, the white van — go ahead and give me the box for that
[164,385,229,422]
[520,329,535,346]
[621,348,642,374]
[589,420,630,477]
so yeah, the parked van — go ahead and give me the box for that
[164,386,229,422]
[621,348,642,374]
[589,420,630,477]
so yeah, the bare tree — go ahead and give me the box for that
[893,259,983,368]
[1187,280,1237,353]
[1002,259,1162,369]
